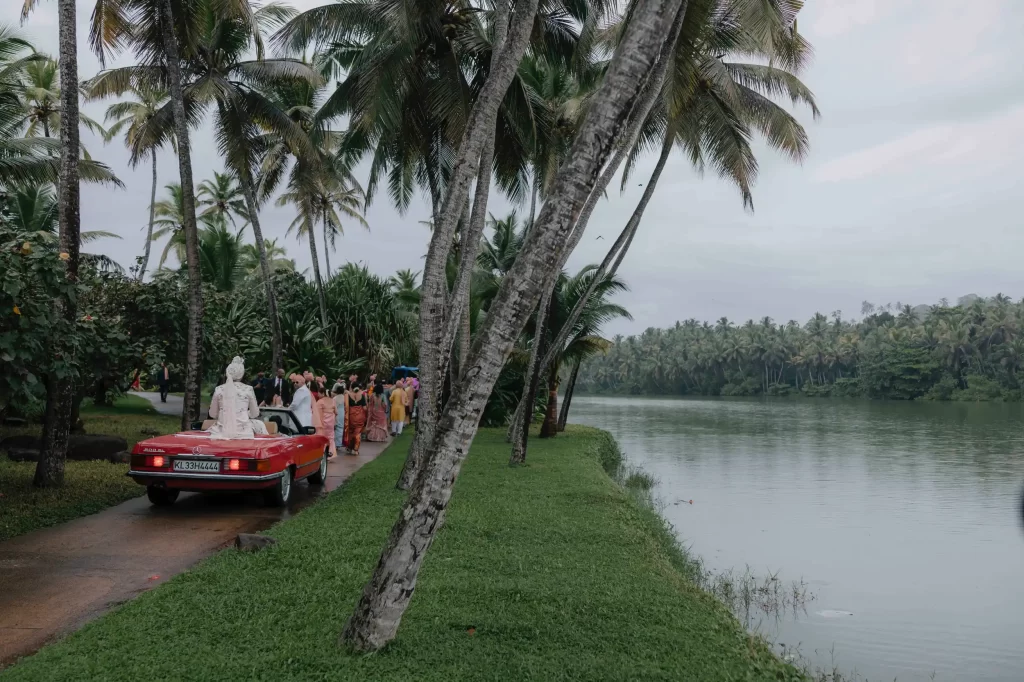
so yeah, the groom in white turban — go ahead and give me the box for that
[207,357,269,439]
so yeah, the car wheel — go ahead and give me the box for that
[147,486,179,506]
[308,449,328,486]
[264,467,293,507]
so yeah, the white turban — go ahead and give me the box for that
[226,356,245,382]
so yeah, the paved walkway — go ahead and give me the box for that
[133,391,182,417]
[0,439,393,668]
[133,391,210,418]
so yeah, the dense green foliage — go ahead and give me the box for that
[0,396,179,541]
[0,427,801,681]
[578,296,1024,401]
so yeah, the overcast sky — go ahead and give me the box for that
[6,0,1024,336]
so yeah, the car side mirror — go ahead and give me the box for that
[303,426,317,435]
[190,421,204,431]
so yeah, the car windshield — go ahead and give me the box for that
[258,408,303,436]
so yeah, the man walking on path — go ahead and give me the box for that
[158,362,170,403]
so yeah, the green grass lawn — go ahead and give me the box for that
[1,426,801,681]
[0,395,180,542]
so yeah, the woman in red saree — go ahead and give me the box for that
[365,380,389,442]
[345,383,368,455]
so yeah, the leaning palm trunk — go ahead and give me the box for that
[451,6,508,385]
[158,0,203,430]
[509,283,553,463]
[341,0,684,650]
[504,7,686,446]
[539,362,559,438]
[138,148,158,281]
[534,127,674,399]
[557,359,581,431]
[34,0,81,488]
[395,0,531,491]
[240,179,284,371]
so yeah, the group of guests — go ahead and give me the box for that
[245,368,417,459]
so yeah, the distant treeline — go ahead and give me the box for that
[577,295,1024,401]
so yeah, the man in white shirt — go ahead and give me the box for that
[289,374,313,429]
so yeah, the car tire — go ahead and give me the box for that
[264,467,293,507]
[147,486,179,506]
[308,449,328,486]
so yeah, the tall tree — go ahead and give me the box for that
[20,0,82,487]
[337,0,686,651]
[99,83,169,280]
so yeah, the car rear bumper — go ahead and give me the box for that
[128,470,285,482]
[128,470,285,492]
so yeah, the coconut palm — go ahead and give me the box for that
[196,218,245,292]
[150,182,188,267]
[197,171,249,227]
[257,69,367,325]
[100,83,170,280]
[240,238,293,276]
[538,264,630,437]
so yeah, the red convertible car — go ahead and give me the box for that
[128,408,329,507]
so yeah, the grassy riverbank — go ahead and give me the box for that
[2,426,801,681]
[0,396,179,542]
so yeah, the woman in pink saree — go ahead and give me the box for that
[314,388,338,458]
[365,379,389,442]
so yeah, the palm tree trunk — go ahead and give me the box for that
[446,6,507,381]
[322,209,332,279]
[539,362,559,438]
[395,0,522,491]
[340,0,682,650]
[158,0,203,430]
[527,172,539,229]
[35,0,82,488]
[306,216,329,328]
[138,148,158,281]
[557,359,580,431]
[510,284,554,463]
[240,179,284,371]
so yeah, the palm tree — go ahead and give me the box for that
[519,0,819,451]
[257,69,367,326]
[99,83,170,280]
[0,25,117,190]
[539,265,630,437]
[19,0,83,487]
[197,218,244,292]
[88,0,321,374]
[150,182,187,267]
[277,174,368,324]
[388,269,421,313]
[240,238,293,276]
[197,171,249,227]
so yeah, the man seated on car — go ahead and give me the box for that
[208,357,268,439]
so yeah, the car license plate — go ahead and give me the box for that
[172,459,220,473]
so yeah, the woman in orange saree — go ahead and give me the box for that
[345,383,368,455]
[365,380,389,442]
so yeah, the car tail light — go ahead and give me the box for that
[221,458,263,472]
[151,455,165,468]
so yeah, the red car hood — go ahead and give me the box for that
[132,432,289,458]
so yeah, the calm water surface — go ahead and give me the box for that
[569,396,1024,681]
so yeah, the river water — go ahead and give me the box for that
[568,396,1024,681]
